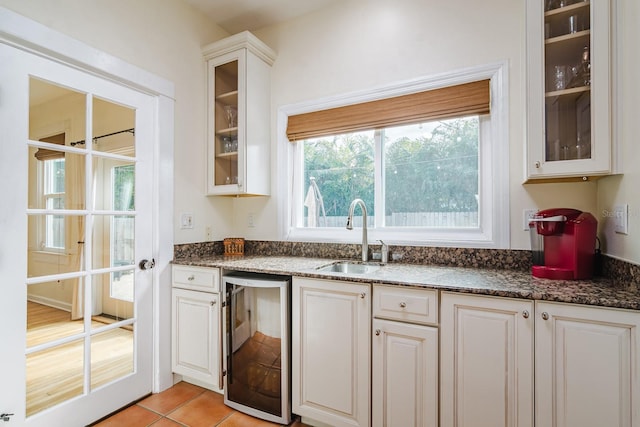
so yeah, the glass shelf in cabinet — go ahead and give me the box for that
[544,29,590,45]
[545,1,589,16]
[215,151,238,159]
[216,127,238,135]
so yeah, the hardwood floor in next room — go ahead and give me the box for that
[92,381,311,427]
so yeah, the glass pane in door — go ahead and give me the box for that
[90,326,134,390]
[26,339,84,417]
[92,97,135,156]
[214,60,239,186]
[29,78,86,148]
[543,1,592,162]
[90,272,134,330]
[26,283,85,348]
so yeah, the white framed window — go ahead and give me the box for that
[278,62,509,248]
[42,157,66,251]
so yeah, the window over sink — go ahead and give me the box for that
[277,62,509,248]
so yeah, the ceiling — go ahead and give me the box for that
[183,0,339,34]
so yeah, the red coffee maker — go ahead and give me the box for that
[529,208,597,280]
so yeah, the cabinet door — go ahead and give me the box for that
[440,292,534,427]
[536,302,640,427]
[171,288,221,391]
[372,318,438,427]
[204,32,274,196]
[292,277,370,427]
[207,49,245,195]
[526,0,612,180]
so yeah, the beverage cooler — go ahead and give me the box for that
[222,272,291,424]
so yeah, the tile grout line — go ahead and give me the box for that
[137,386,209,422]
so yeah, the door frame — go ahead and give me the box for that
[0,5,175,397]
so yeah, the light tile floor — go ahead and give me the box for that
[92,382,309,427]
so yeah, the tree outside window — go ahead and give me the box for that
[301,117,479,229]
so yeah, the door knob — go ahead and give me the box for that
[139,259,155,270]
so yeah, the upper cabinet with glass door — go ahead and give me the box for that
[526,0,616,181]
[203,31,276,196]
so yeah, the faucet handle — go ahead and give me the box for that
[379,240,389,263]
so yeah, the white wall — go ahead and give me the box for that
[234,0,604,251]
[0,0,234,244]
[596,0,640,264]
[6,0,638,263]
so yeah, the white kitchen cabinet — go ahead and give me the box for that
[372,285,438,427]
[202,31,276,196]
[525,0,615,181]
[171,266,222,392]
[292,277,370,427]
[535,301,640,427]
[440,292,534,427]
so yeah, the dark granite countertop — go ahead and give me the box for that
[173,255,640,310]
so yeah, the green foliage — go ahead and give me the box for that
[303,132,375,217]
[113,164,135,211]
[303,118,479,219]
[384,118,479,214]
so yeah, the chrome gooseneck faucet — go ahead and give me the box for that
[346,198,368,262]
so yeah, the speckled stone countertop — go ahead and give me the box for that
[173,255,640,311]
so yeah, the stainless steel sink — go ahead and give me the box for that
[316,261,382,274]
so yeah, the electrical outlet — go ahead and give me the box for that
[523,209,538,231]
[206,226,212,240]
[247,213,255,228]
[180,212,194,229]
[614,204,628,234]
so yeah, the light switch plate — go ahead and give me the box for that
[523,209,538,231]
[180,212,194,229]
[613,204,628,234]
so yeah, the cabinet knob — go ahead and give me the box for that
[541,312,549,320]
[187,275,195,281]
[360,292,366,299]
[375,329,381,336]
[535,161,541,169]
[522,310,530,319]
[210,300,216,306]
[399,302,407,308]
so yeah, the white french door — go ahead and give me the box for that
[0,43,155,426]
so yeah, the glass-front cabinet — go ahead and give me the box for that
[526,0,615,181]
[203,31,276,196]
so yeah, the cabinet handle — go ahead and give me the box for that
[535,161,541,169]
[399,302,407,308]
[187,275,195,281]
[541,312,549,320]
[522,310,530,319]
[360,292,366,299]
[210,300,216,306]
[375,329,381,336]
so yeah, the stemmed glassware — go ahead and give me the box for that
[224,106,237,129]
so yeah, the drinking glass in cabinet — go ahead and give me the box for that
[224,106,237,129]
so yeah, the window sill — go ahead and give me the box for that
[286,227,503,249]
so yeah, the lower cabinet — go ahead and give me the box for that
[172,288,221,391]
[292,277,371,427]
[535,301,640,427]
[171,266,222,392]
[440,292,534,427]
[372,318,438,427]
[441,292,640,427]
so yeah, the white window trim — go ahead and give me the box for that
[277,61,509,249]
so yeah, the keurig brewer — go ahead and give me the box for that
[529,208,597,280]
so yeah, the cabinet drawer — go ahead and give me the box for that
[373,285,438,325]
[173,265,219,292]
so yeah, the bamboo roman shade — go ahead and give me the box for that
[34,133,65,161]
[286,79,490,141]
